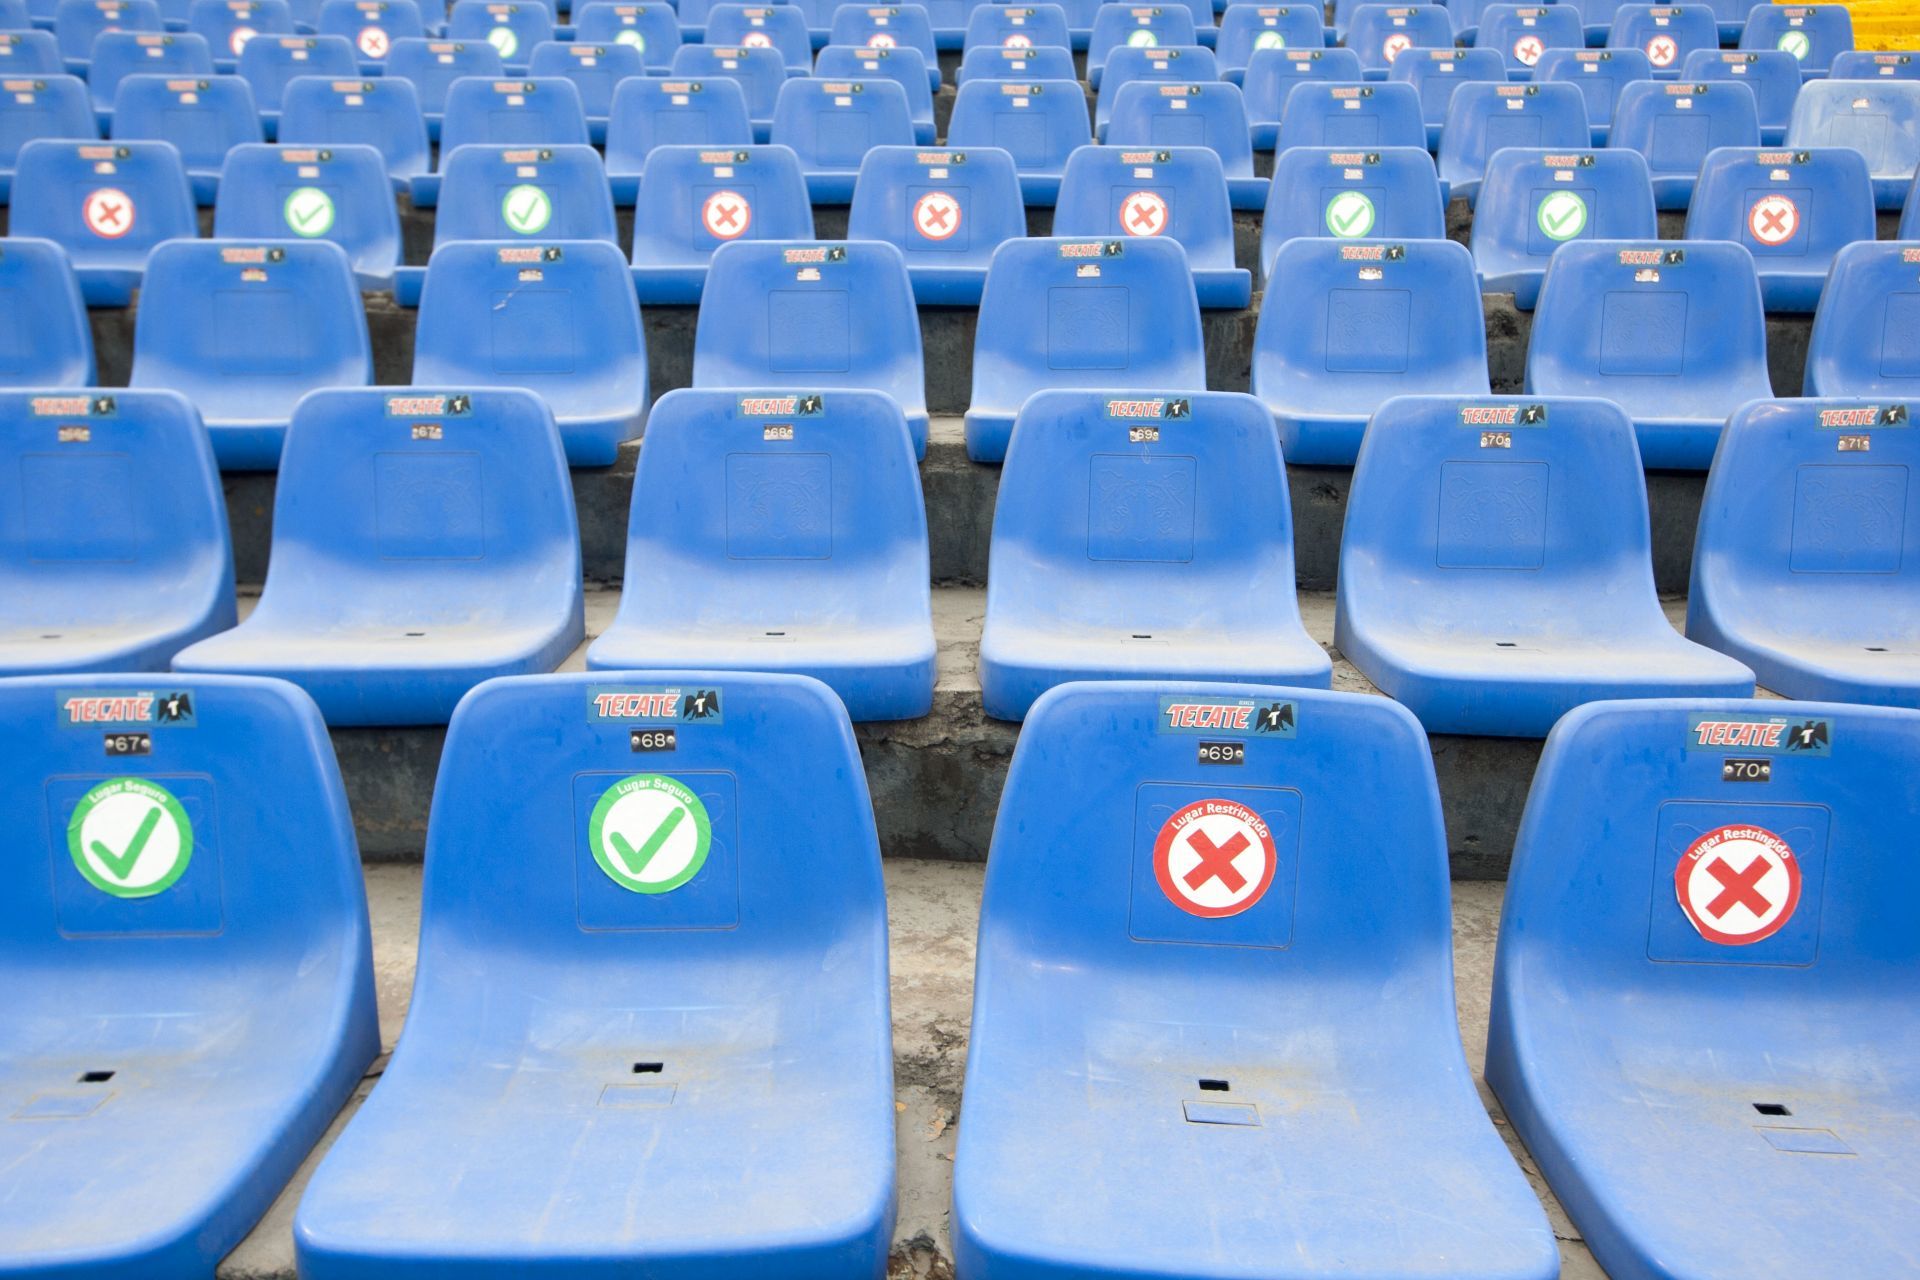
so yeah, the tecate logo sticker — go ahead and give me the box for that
[589,686,724,724]
[1687,714,1830,755]
[60,690,196,728]
[1157,696,1296,737]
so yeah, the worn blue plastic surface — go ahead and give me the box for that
[1252,237,1490,466]
[1687,398,1920,705]
[815,45,935,140]
[956,42,1076,83]
[1526,238,1771,467]
[109,73,260,202]
[692,238,926,455]
[1262,145,1444,283]
[0,671,377,1275]
[1094,44,1217,138]
[525,41,644,141]
[1389,46,1507,148]
[910,0,997,46]
[55,0,163,71]
[1608,2,1718,78]
[1271,78,1425,154]
[446,0,552,70]
[630,142,812,302]
[846,143,1021,304]
[0,30,63,77]
[829,5,938,85]
[415,75,589,203]
[173,388,584,723]
[0,75,94,202]
[946,77,1090,203]
[411,240,645,464]
[188,0,294,71]
[237,33,357,123]
[1214,3,1322,82]
[963,2,1070,52]
[1243,48,1368,147]
[0,239,94,387]
[1803,240,1920,397]
[1471,146,1658,307]
[1477,4,1582,75]
[1337,395,1754,735]
[130,238,371,469]
[1681,48,1802,143]
[605,74,754,201]
[670,42,786,141]
[1347,2,1454,78]
[1611,78,1761,207]
[1102,79,1263,208]
[277,73,429,185]
[315,0,423,72]
[9,138,195,305]
[965,236,1204,462]
[212,142,398,288]
[979,393,1330,718]
[382,35,504,138]
[1534,46,1653,143]
[1439,81,1590,206]
[1487,696,1920,1280]
[1053,143,1249,308]
[1684,145,1873,312]
[0,388,235,673]
[87,30,212,120]
[955,679,1557,1280]
[1830,48,1920,80]
[589,389,934,719]
[1907,169,1920,235]
[1741,3,1851,74]
[1787,79,1920,207]
[769,75,914,201]
[571,1,680,68]
[1086,2,1196,87]
[704,2,810,71]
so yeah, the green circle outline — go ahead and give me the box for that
[1253,30,1285,49]
[1536,189,1588,241]
[67,777,194,899]
[1776,29,1809,58]
[1126,28,1158,46]
[615,27,644,48]
[588,774,713,895]
[283,186,336,237]
[502,183,553,234]
[1325,189,1376,237]
[486,24,520,57]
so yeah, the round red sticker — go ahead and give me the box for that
[83,188,135,239]
[1153,799,1277,918]
[1675,824,1802,946]
[701,189,750,239]
[1512,33,1543,64]
[357,24,388,57]
[1003,32,1031,47]
[1119,189,1168,236]
[1381,32,1412,61]
[1748,193,1799,246]
[913,190,961,240]
[742,30,772,47]
[867,31,895,47]
[1645,33,1677,66]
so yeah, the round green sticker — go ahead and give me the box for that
[1126,28,1158,46]
[67,777,193,899]
[502,183,552,234]
[1253,29,1285,49]
[616,27,644,48]
[1536,189,1588,241]
[486,24,519,58]
[1776,29,1810,59]
[283,186,335,237]
[1325,189,1376,237]
[588,774,712,894]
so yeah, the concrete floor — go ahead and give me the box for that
[219,862,1609,1279]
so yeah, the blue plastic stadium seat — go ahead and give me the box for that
[1907,169,1920,235]
[381,36,504,139]
[965,236,1204,462]
[213,142,398,287]
[445,0,552,70]
[314,0,422,72]
[1608,3,1717,76]
[1471,146,1657,307]
[963,1,1071,52]
[1684,145,1873,312]
[605,75,754,202]
[415,75,589,203]
[1241,48,1366,146]
[629,142,812,302]
[670,42,786,141]
[571,1,681,69]
[768,75,915,201]
[1261,145,1444,282]
[1214,2,1322,83]
[0,672,377,1274]
[411,240,645,464]
[979,394,1329,717]
[1535,46,1653,144]
[1741,3,1851,75]
[1053,143,1249,308]
[946,77,1091,204]
[237,32,356,127]
[692,238,926,454]
[87,31,212,122]
[1338,395,1754,734]
[921,0,995,46]
[956,42,1076,83]
[814,45,936,141]
[1347,3,1454,79]
[1787,80,1920,207]
[525,41,644,142]
[1252,238,1490,465]
[54,0,163,73]
[703,3,810,72]
[1087,2,1195,88]
[846,143,1021,304]
[1487,696,1920,1280]
[1094,43,1217,138]
[1102,79,1264,208]
[1803,240,1920,396]
[1526,239,1771,466]
[829,4,938,85]
[0,74,94,201]
[1688,398,1920,703]
[0,389,234,672]
[1477,3,1582,76]
[1439,81,1590,207]
[109,73,259,202]
[0,30,64,76]
[188,0,293,70]
[293,668,895,1275]
[130,239,371,468]
[1612,78,1762,207]
[1829,48,1920,80]
[1389,46,1506,148]
[588,389,934,718]
[173,389,583,723]
[1270,78,1425,154]
[0,0,31,25]
[0,238,94,386]
[1681,48,1802,143]
[277,73,428,186]
[956,679,1558,1278]
[9,138,195,304]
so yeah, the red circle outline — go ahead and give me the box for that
[1153,799,1277,919]
[1674,824,1802,946]
[701,189,751,240]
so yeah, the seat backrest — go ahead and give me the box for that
[1103,80,1254,177]
[54,0,164,64]
[956,43,1076,83]
[1829,50,1919,81]
[237,34,357,112]
[631,142,813,266]
[0,239,94,386]
[0,75,96,170]
[428,142,616,247]
[1611,78,1762,179]
[946,77,1092,173]
[1242,46,1366,127]
[702,2,810,71]
[525,41,646,119]
[88,32,214,110]
[605,75,753,174]
[1739,3,1850,73]
[768,75,915,172]
[1272,80,1426,151]
[439,75,589,152]
[1608,2,1718,73]
[1053,143,1236,272]
[570,1,681,69]
[1262,145,1446,276]
[964,1,1071,50]
[692,238,926,429]
[1684,146,1875,267]
[1679,49,1801,135]
[1215,4,1324,78]
[276,74,428,176]
[381,36,505,118]
[1534,46,1653,135]
[1388,46,1507,132]
[211,142,399,277]
[128,239,371,422]
[813,46,935,123]
[445,0,553,66]
[315,0,424,64]
[1788,81,1920,184]
[1438,81,1591,195]
[1470,147,1658,281]
[668,42,785,120]
[9,140,196,274]
[1476,3,1583,74]
[1803,241,1920,398]
[830,3,937,60]
[1907,173,1920,238]
[0,31,63,77]
[846,144,1022,273]
[188,0,295,68]
[109,74,260,174]
[1087,3,1197,82]
[1095,45,1216,132]
[1346,3,1454,75]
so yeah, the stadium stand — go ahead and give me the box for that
[1534,46,1654,144]
[1608,2,1718,77]
[1680,48,1803,145]
[1251,237,1491,465]
[1346,2,1455,78]
[1436,80,1590,206]
[1739,3,1852,75]
[212,142,398,288]
[1094,44,1219,139]
[236,33,357,129]
[1243,47,1368,147]
[1086,1,1197,88]
[630,142,814,303]
[570,0,681,69]
[814,45,937,142]
[604,74,755,201]
[845,143,1023,304]
[171,388,585,724]
[670,42,787,142]
[1470,146,1659,308]
[8,138,195,305]
[526,40,648,141]
[1802,240,1920,398]
[1270,78,1426,153]
[444,0,553,71]
[0,239,94,387]
[380,36,503,139]
[413,74,589,203]
[1683,145,1875,312]
[1610,78,1762,208]
[1262,145,1447,283]
[276,73,429,186]
[769,74,916,201]
[1476,3,1584,78]
[54,0,165,75]
[1787,79,1920,207]
[945,77,1091,204]
[1389,45,1507,149]
[1053,143,1249,308]
[0,75,95,203]
[87,31,213,122]
[1214,2,1324,84]
[1102,79,1265,207]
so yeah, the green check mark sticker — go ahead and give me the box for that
[1537,189,1588,241]
[589,774,712,894]
[616,27,644,48]
[1325,190,1376,237]
[1776,29,1809,59]
[67,777,193,899]
[283,186,335,237]
[502,183,552,234]
[486,24,519,58]
[1254,29,1285,48]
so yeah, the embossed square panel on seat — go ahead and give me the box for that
[956,42,1076,85]
[571,2,681,70]
[769,74,916,201]
[1094,44,1217,139]
[1612,77,1762,209]
[526,40,644,140]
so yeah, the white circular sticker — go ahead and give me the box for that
[1645,33,1677,67]
[867,30,895,47]
[486,24,518,58]
[742,29,772,47]
[357,24,389,58]
[68,777,194,899]
[1325,189,1375,237]
[1675,824,1802,945]
[1254,29,1285,49]
[1153,799,1277,918]
[1003,32,1031,47]
[229,23,256,55]
[83,187,135,239]
[589,774,713,894]
[1513,33,1544,65]
[913,189,961,240]
[702,188,750,239]
[1536,188,1587,240]
[1119,189,1168,236]
[615,28,644,48]
[1748,193,1799,245]
[283,185,335,236]
[1381,32,1412,61]
[1777,29,1810,59]
[1126,28,1158,47]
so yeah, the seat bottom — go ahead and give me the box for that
[0,614,232,676]
[1692,626,1920,709]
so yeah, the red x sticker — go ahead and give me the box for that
[1153,798,1277,918]
[1676,824,1802,945]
